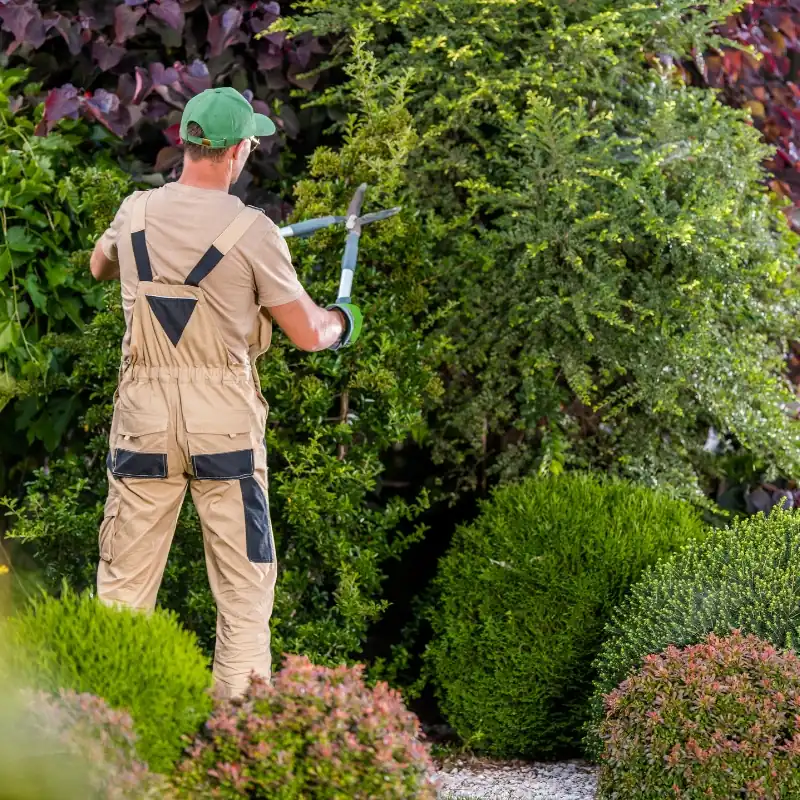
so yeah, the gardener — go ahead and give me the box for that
[88,87,361,698]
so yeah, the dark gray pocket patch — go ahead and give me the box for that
[192,449,254,480]
[112,449,167,479]
[240,477,275,563]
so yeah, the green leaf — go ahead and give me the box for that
[24,274,47,311]
[0,249,11,281]
[0,319,18,352]
[6,226,39,253]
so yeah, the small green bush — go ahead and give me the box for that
[173,655,437,799]
[588,509,800,757]
[425,473,707,757]
[5,590,212,773]
[597,631,800,799]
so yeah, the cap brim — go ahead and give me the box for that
[253,113,277,137]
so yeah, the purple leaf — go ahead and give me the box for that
[114,3,145,44]
[8,95,23,114]
[207,7,243,57]
[278,104,299,138]
[287,63,318,91]
[86,88,118,116]
[0,1,37,43]
[153,82,187,109]
[242,88,254,103]
[85,90,135,137]
[257,42,283,72]
[116,72,136,104]
[52,14,88,56]
[39,84,81,135]
[179,59,211,95]
[132,65,153,104]
[263,31,286,47]
[149,61,180,86]
[144,97,172,119]
[92,38,126,70]
[290,41,313,70]
[149,0,184,32]
[125,0,148,5]
[252,99,271,116]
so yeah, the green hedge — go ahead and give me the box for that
[587,509,800,758]
[4,590,212,773]
[425,473,706,757]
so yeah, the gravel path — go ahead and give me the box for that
[436,759,598,800]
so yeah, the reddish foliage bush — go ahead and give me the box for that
[25,688,167,798]
[703,1,800,225]
[0,1,330,211]
[174,655,438,800]
[597,631,800,800]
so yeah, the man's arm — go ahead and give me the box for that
[269,291,346,352]
[89,239,120,281]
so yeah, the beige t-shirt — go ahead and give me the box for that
[99,182,304,360]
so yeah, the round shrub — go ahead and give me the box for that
[425,473,707,757]
[588,509,800,756]
[0,688,166,799]
[173,655,437,799]
[598,631,800,799]
[5,590,212,773]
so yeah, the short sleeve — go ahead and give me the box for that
[97,192,140,262]
[251,220,305,307]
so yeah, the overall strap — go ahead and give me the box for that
[184,206,262,287]
[130,191,154,282]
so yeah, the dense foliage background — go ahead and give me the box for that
[4,0,800,761]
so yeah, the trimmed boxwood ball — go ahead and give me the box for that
[597,632,800,799]
[587,508,800,758]
[4,590,212,774]
[425,473,707,757]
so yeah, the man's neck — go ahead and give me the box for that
[178,161,231,193]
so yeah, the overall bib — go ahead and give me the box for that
[97,190,277,698]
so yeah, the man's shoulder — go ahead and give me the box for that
[243,204,282,238]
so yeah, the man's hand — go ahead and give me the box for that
[90,239,120,281]
[269,291,349,352]
[326,302,362,350]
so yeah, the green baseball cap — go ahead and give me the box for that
[180,87,276,148]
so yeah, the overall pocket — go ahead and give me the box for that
[185,408,254,480]
[110,408,169,479]
[99,492,121,562]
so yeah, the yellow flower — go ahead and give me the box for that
[0,565,8,576]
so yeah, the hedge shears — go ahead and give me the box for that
[278,184,400,305]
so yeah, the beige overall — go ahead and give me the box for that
[97,191,277,698]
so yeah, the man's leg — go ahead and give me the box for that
[190,460,277,699]
[97,470,188,611]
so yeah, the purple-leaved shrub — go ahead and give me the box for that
[598,631,800,799]
[174,655,438,800]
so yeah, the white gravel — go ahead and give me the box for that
[436,759,598,800]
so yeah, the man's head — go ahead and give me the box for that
[179,87,276,187]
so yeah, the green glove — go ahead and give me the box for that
[327,302,363,350]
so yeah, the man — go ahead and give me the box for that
[89,87,362,698]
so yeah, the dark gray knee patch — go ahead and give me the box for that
[240,477,275,563]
